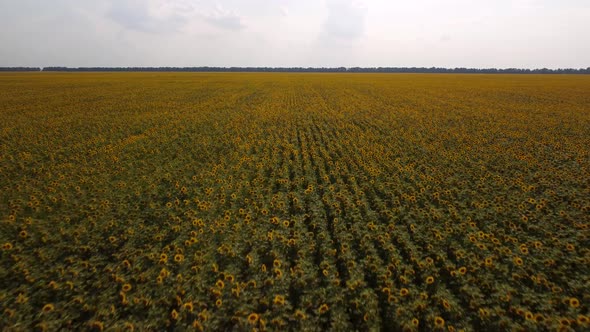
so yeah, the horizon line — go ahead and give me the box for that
[2,66,589,74]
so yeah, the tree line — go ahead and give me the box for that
[1,66,589,74]
[0,67,43,72]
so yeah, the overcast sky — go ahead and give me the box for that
[0,0,588,68]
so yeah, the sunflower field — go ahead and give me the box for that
[1,72,589,331]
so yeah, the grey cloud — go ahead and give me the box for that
[106,1,244,33]
[204,16,244,30]
[322,0,367,40]
[107,1,185,33]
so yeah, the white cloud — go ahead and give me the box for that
[321,0,367,41]
[106,1,245,33]
[107,1,180,33]
[201,4,245,31]
[279,6,289,17]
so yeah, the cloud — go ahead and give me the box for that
[201,5,245,31]
[106,1,245,33]
[440,34,452,42]
[106,0,185,33]
[321,0,367,41]
[279,6,290,17]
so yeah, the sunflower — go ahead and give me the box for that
[569,297,580,308]
[434,316,445,328]
[120,291,128,305]
[273,295,285,306]
[225,274,235,283]
[41,304,54,313]
[274,268,283,279]
[400,288,409,297]
[4,308,15,318]
[89,321,104,331]
[442,300,451,310]
[425,276,435,285]
[247,313,259,325]
[479,308,490,319]
[215,280,225,289]
[123,322,134,331]
[559,317,571,327]
[16,293,28,304]
[192,320,204,331]
[318,304,329,314]
[294,310,307,320]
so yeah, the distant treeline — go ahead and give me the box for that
[2,66,590,74]
[0,67,42,72]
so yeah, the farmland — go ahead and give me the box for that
[0,72,589,331]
